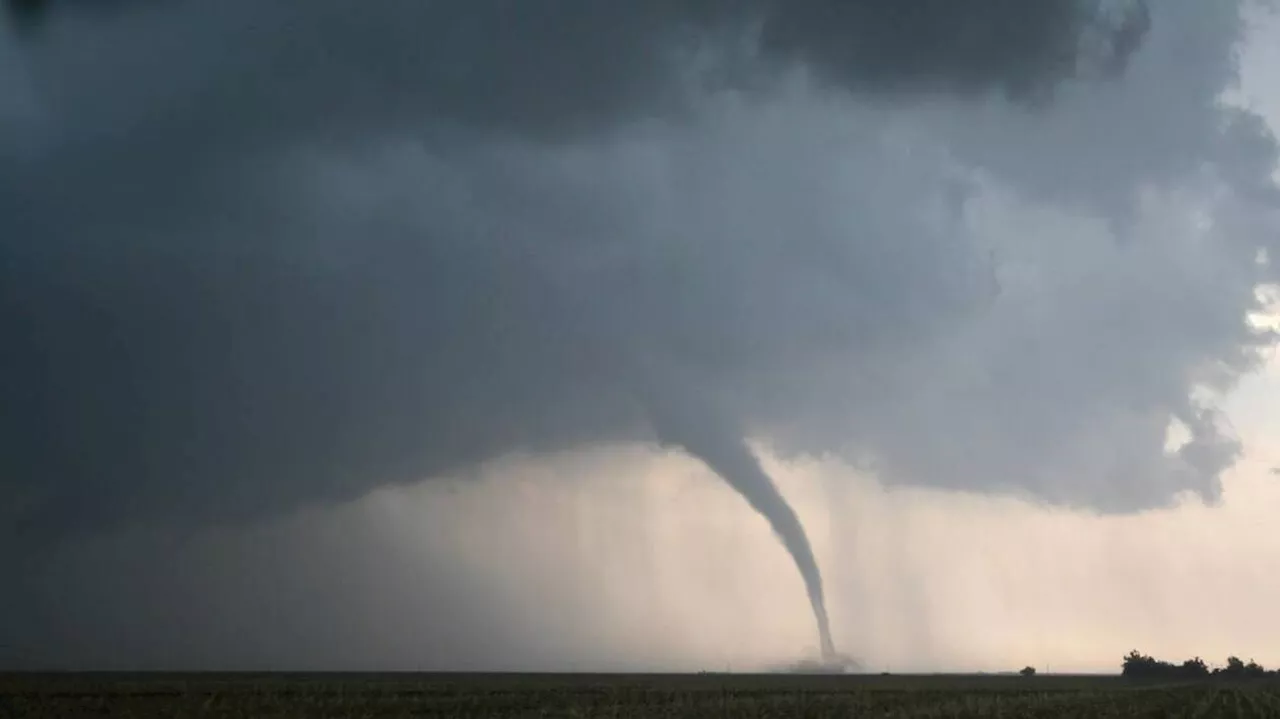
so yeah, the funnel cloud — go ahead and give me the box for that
[645,379,836,659]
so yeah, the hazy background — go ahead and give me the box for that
[7,434,1280,673]
[4,1,1280,673]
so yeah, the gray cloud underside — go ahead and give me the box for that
[3,0,1278,545]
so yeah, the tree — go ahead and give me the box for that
[1125,651,1276,681]
[1122,650,1163,679]
[1223,656,1246,677]
[1019,666,1036,677]
[1181,657,1210,678]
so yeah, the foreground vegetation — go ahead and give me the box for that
[5,671,1280,718]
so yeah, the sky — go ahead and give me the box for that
[3,0,1280,673]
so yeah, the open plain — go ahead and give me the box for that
[5,672,1280,718]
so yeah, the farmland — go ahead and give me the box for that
[4,672,1280,718]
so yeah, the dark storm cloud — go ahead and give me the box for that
[3,0,1274,557]
[4,0,1147,141]
[0,0,1157,543]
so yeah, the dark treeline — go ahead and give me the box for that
[1122,651,1278,680]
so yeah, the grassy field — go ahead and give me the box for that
[4,672,1280,717]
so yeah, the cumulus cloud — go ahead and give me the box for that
[3,0,1147,139]
[2,0,1275,546]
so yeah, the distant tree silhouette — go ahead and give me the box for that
[1223,656,1247,677]
[1123,651,1277,680]
[1122,650,1168,679]
[1019,666,1036,677]
[1215,656,1269,679]
[1180,657,1210,678]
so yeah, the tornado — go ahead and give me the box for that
[687,432,837,661]
[646,391,837,661]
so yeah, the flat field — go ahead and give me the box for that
[4,672,1280,718]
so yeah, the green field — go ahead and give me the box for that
[4,672,1280,717]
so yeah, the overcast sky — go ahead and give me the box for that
[4,0,1280,673]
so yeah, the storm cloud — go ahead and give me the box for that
[2,0,1275,556]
